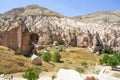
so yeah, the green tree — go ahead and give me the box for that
[52,51,61,62]
[23,67,39,80]
[42,52,51,62]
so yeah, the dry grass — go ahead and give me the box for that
[38,46,100,73]
[40,61,54,72]
[61,47,100,64]
[0,46,33,74]
[112,72,120,78]
[0,45,100,74]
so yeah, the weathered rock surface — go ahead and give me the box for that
[56,68,84,80]
[30,54,42,65]
[0,4,120,53]
[0,18,39,56]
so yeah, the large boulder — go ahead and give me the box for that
[30,54,42,65]
[56,68,84,80]
[85,76,98,80]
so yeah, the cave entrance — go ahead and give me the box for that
[30,32,39,44]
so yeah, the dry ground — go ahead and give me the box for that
[0,46,33,74]
[38,46,100,74]
[1,45,119,79]
[0,45,100,76]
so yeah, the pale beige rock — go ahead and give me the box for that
[1,5,120,53]
[56,69,84,80]
[30,54,42,65]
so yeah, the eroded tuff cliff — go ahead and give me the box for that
[0,4,120,54]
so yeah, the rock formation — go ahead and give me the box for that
[30,54,42,65]
[0,18,39,56]
[56,68,84,80]
[0,4,120,54]
[86,76,98,80]
[91,32,103,53]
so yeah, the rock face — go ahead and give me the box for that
[0,18,39,56]
[0,4,120,53]
[91,32,103,53]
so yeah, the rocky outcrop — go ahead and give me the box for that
[0,18,39,56]
[0,4,120,53]
[91,32,103,53]
[77,30,93,48]
[56,68,84,80]
[86,76,98,80]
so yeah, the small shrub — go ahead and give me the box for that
[81,61,87,66]
[15,50,21,55]
[81,61,88,68]
[76,67,85,73]
[23,67,39,80]
[107,54,119,68]
[42,52,51,62]
[33,66,41,73]
[102,46,112,54]
[116,54,120,64]
[99,58,104,65]
[99,54,109,65]
[102,54,109,64]
[0,68,5,74]
[95,70,100,74]
[52,51,61,62]
[99,53,120,68]
[38,51,42,56]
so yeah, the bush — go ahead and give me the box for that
[107,54,120,68]
[107,55,119,68]
[52,52,61,62]
[0,68,5,74]
[102,54,109,64]
[42,52,51,62]
[15,50,21,55]
[76,67,85,73]
[81,61,87,66]
[102,46,112,54]
[99,53,120,68]
[99,58,104,65]
[81,61,88,68]
[23,67,39,80]
[38,51,42,56]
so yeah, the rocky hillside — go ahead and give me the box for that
[0,4,120,54]
[73,10,120,23]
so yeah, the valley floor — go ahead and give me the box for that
[3,65,120,80]
[0,46,120,80]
